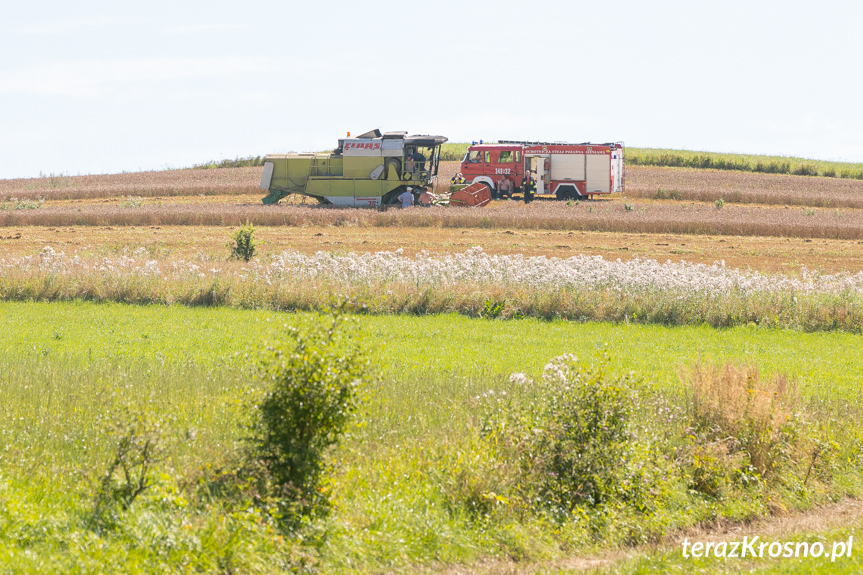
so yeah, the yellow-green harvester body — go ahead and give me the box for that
[260,130,447,207]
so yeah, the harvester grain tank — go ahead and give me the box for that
[260,129,448,207]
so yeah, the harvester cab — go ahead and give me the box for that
[261,129,448,207]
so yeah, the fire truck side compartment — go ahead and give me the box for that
[586,154,612,194]
[549,153,585,181]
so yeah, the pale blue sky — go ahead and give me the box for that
[2,0,861,179]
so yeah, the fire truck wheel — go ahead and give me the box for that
[555,186,579,201]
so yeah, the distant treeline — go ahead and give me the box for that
[191,156,265,169]
[626,148,863,180]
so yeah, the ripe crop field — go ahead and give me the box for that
[3,156,863,573]
[0,166,260,201]
[626,165,863,208]
[10,197,863,242]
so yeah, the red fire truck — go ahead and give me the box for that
[458,140,624,200]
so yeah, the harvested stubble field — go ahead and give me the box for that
[626,164,863,208]
[0,166,261,201]
[8,196,863,242]
[4,223,863,275]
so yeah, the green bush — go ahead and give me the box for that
[482,298,505,319]
[228,222,257,261]
[484,353,638,513]
[754,160,790,174]
[792,163,818,176]
[247,316,371,524]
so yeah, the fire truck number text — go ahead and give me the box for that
[494,168,512,175]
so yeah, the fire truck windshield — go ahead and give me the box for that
[466,150,483,163]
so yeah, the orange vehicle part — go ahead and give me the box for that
[449,182,491,207]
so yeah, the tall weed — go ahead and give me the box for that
[681,362,805,494]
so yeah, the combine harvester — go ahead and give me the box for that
[260,129,447,207]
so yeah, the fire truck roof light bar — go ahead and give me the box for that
[497,140,622,147]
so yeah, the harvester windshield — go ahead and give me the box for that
[404,135,448,182]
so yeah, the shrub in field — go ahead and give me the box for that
[247,316,371,525]
[839,168,863,180]
[228,222,257,261]
[793,163,818,177]
[484,354,638,513]
[754,160,791,174]
[531,355,637,509]
[482,298,505,318]
[715,198,725,209]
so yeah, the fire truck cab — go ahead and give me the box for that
[459,141,624,200]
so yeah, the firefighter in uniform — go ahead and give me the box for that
[521,171,536,204]
[450,172,466,185]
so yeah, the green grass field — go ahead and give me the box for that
[2,301,863,573]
